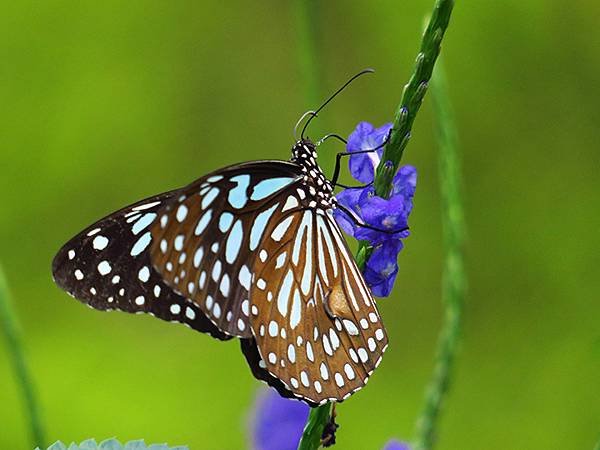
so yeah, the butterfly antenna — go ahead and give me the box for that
[294,110,317,141]
[300,68,375,140]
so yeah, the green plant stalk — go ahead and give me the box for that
[413,60,465,450]
[297,403,333,450]
[0,265,46,448]
[358,0,454,262]
[298,1,454,449]
[374,0,454,197]
[293,0,321,110]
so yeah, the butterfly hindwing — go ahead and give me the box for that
[239,338,318,405]
[52,191,230,340]
[248,206,388,404]
[148,161,304,338]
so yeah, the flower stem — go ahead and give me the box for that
[413,59,465,450]
[358,0,454,263]
[374,0,455,198]
[297,402,333,450]
[0,264,46,448]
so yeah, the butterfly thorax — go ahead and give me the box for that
[291,139,336,209]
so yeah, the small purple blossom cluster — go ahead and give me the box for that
[251,390,410,450]
[334,122,417,297]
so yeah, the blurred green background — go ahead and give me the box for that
[1,1,598,449]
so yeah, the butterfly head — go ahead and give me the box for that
[291,139,335,203]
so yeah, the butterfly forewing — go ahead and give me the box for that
[148,161,304,338]
[52,192,230,340]
[248,206,388,404]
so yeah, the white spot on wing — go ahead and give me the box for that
[282,195,299,212]
[87,228,101,236]
[239,265,251,290]
[271,216,294,242]
[226,220,243,264]
[195,210,212,235]
[97,261,111,276]
[138,266,150,282]
[132,213,157,235]
[202,188,220,209]
[176,204,188,222]
[290,289,301,329]
[228,174,250,209]
[132,201,160,211]
[92,235,109,251]
[250,177,295,201]
[130,232,152,256]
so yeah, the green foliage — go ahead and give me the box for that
[37,439,188,450]
[413,60,465,450]
[0,265,46,449]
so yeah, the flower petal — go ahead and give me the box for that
[347,122,392,183]
[383,440,412,450]
[334,188,365,236]
[251,389,309,450]
[363,240,404,297]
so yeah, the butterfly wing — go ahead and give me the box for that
[248,206,388,404]
[52,191,230,340]
[148,160,304,338]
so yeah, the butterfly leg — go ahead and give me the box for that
[333,180,373,189]
[329,129,393,186]
[330,149,380,187]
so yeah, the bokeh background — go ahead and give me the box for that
[1,1,599,449]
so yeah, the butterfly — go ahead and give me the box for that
[52,72,390,406]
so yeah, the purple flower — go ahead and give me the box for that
[383,440,412,450]
[251,389,309,450]
[334,187,364,236]
[334,122,417,298]
[363,240,404,297]
[347,122,393,183]
[353,184,413,244]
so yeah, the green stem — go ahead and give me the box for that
[413,60,465,450]
[0,264,46,448]
[358,0,454,262]
[297,403,333,450]
[374,0,454,198]
[293,0,321,109]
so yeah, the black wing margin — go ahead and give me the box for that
[52,190,231,340]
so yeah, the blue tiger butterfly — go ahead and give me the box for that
[52,71,389,406]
